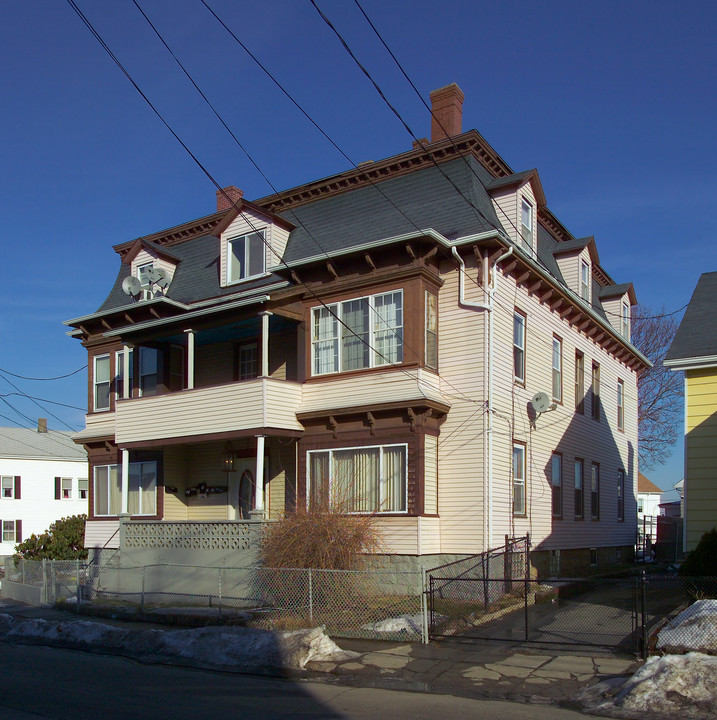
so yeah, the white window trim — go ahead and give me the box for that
[115,349,134,401]
[306,443,408,515]
[78,478,89,500]
[617,379,625,431]
[552,336,562,403]
[60,477,73,500]
[513,311,526,384]
[310,290,403,377]
[226,230,267,286]
[2,520,16,543]
[520,198,533,250]
[580,259,590,301]
[513,442,526,516]
[129,460,158,516]
[136,261,154,300]
[621,302,630,338]
[93,354,111,412]
[94,464,119,517]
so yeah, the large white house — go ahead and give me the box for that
[0,421,88,557]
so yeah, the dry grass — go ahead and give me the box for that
[261,496,385,571]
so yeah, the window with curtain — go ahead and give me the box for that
[128,461,157,516]
[425,292,437,369]
[307,444,407,513]
[93,465,121,516]
[312,291,403,375]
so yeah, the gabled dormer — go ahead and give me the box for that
[552,236,600,304]
[216,186,294,288]
[123,239,179,300]
[486,170,546,257]
[598,283,637,341]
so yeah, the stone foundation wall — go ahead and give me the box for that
[530,545,635,578]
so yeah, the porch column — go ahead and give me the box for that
[121,448,130,516]
[184,329,195,389]
[122,343,132,399]
[254,434,265,515]
[259,311,272,378]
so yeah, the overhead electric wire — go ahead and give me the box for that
[0,365,87,381]
[0,393,86,412]
[71,0,481,408]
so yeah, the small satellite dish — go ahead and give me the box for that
[146,267,163,284]
[531,391,551,414]
[122,275,141,297]
[153,268,170,289]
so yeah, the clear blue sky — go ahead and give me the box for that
[2,1,714,492]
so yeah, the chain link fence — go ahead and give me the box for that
[4,557,427,642]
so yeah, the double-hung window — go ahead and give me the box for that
[621,302,630,338]
[312,291,403,375]
[591,362,601,421]
[139,347,159,396]
[617,379,625,431]
[575,351,584,414]
[78,478,88,500]
[551,453,562,517]
[513,443,526,516]
[552,336,562,403]
[237,342,259,380]
[513,311,526,384]
[227,231,265,284]
[617,469,625,521]
[520,199,533,251]
[93,355,110,411]
[574,459,584,518]
[2,520,17,543]
[591,463,600,520]
[115,349,134,400]
[307,444,406,513]
[425,292,438,370]
[580,260,590,301]
[61,478,72,499]
[2,476,14,499]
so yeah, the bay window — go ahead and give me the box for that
[94,465,121,516]
[308,444,407,513]
[312,290,403,375]
[93,462,157,517]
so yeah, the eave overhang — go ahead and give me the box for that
[664,355,717,371]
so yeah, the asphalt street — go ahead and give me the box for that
[0,643,587,720]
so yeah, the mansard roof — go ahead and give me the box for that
[666,271,717,364]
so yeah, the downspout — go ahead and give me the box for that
[452,244,513,551]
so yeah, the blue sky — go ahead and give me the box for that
[1,0,714,492]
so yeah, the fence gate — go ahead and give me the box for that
[427,540,647,656]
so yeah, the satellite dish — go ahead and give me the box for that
[531,391,551,414]
[153,268,170,289]
[146,267,163,283]
[122,275,141,298]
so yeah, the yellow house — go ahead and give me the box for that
[665,272,717,551]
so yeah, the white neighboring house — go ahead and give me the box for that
[637,472,663,518]
[0,421,88,557]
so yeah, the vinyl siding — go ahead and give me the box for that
[115,378,303,444]
[684,368,717,549]
[84,519,120,550]
[419,516,441,554]
[435,257,486,553]
[375,516,419,554]
[220,208,277,287]
[424,434,438,515]
[162,446,188,521]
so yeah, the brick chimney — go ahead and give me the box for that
[216,185,243,212]
[429,83,464,143]
[37,418,47,433]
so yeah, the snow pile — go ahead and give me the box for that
[361,613,424,634]
[0,613,357,671]
[658,599,717,654]
[579,653,717,720]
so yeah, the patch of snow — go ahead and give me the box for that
[361,613,423,634]
[658,599,717,654]
[579,652,717,720]
[0,613,355,670]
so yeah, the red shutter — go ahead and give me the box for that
[55,477,61,500]
[14,476,21,499]
[15,520,22,543]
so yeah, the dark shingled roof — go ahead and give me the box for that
[553,237,592,255]
[598,283,633,299]
[278,156,501,264]
[96,234,283,314]
[666,272,717,362]
[485,170,536,191]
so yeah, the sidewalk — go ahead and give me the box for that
[0,598,640,708]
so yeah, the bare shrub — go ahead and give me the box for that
[261,495,384,571]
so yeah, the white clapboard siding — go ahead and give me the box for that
[424,435,438,515]
[375,516,419,554]
[74,414,116,443]
[220,208,277,288]
[418,516,441,554]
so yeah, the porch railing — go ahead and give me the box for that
[121,520,266,552]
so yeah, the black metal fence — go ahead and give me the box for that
[428,570,717,658]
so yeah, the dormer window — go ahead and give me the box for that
[228,231,265,284]
[520,199,533,251]
[621,302,630,338]
[137,262,154,300]
[580,259,590,302]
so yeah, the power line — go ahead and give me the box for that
[0,394,86,412]
[0,365,87,381]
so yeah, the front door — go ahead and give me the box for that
[228,459,255,520]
